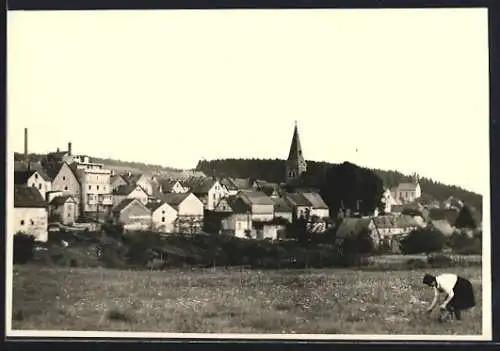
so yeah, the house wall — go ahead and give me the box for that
[111,176,127,191]
[26,172,52,201]
[295,206,312,219]
[151,203,177,233]
[136,176,153,196]
[262,224,285,240]
[310,208,329,219]
[52,163,81,217]
[221,213,251,238]
[274,211,293,223]
[204,181,226,211]
[79,168,113,213]
[51,200,77,225]
[13,207,48,242]
[178,194,204,217]
[115,202,152,227]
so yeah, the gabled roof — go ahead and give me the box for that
[160,179,182,193]
[285,193,311,207]
[146,200,174,213]
[49,195,75,206]
[336,218,373,239]
[239,191,275,206]
[14,185,47,208]
[160,192,192,210]
[183,177,217,194]
[113,184,146,196]
[220,178,238,191]
[396,182,419,191]
[230,177,252,190]
[122,173,144,185]
[111,174,127,184]
[300,192,328,209]
[271,197,293,212]
[43,163,63,181]
[14,168,50,184]
[112,198,147,213]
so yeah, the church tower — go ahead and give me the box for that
[285,121,307,183]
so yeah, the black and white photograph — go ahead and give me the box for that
[6,8,491,340]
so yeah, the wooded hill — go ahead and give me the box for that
[195,158,483,214]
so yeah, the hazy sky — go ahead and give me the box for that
[7,9,489,194]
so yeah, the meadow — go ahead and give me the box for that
[11,265,482,335]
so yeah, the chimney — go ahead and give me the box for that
[68,142,72,156]
[57,147,60,152]
[24,128,28,159]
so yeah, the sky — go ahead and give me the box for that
[7,9,490,194]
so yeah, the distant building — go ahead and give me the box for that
[48,162,82,218]
[122,173,154,196]
[159,179,189,194]
[147,200,178,233]
[391,174,422,205]
[285,121,307,183]
[13,185,48,242]
[74,161,113,216]
[14,168,52,200]
[48,193,78,225]
[161,192,204,234]
[110,174,128,191]
[112,198,152,231]
[183,177,226,211]
[112,184,149,207]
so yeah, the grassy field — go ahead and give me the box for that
[11,265,482,335]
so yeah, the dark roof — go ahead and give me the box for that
[230,177,252,190]
[14,185,47,208]
[271,197,293,212]
[146,200,169,212]
[49,195,75,206]
[160,192,191,210]
[14,168,51,184]
[43,163,63,181]
[390,204,405,213]
[112,198,142,213]
[122,173,143,185]
[239,191,275,206]
[301,192,328,209]
[287,123,306,165]
[285,193,311,207]
[113,184,145,196]
[220,178,238,191]
[160,179,180,193]
[183,177,217,194]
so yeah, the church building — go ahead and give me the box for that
[285,121,307,183]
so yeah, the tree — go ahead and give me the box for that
[455,205,481,229]
[13,233,35,264]
[399,229,446,255]
[319,162,384,216]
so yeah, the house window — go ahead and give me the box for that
[64,186,68,191]
[30,220,34,225]
[35,174,39,179]
[89,185,92,190]
[97,185,100,191]
[162,210,165,214]
[63,176,66,181]
[38,184,42,190]
[162,217,165,223]
[20,220,25,226]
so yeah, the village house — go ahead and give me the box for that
[46,162,81,218]
[14,167,52,200]
[183,177,226,211]
[110,174,128,191]
[372,214,420,252]
[47,191,78,225]
[300,192,330,219]
[229,177,253,191]
[271,197,293,223]
[122,172,155,196]
[220,178,239,196]
[335,217,381,249]
[284,193,312,220]
[13,185,49,242]
[112,184,149,207]
[391,175,422,205]
[146,199,178,233]
[159,179,189,194]
[74,160,113,217]
[161,192,204,234]
[111,198,152,232]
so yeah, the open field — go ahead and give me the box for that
[11,265,482,335]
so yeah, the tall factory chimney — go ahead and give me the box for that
[68,142,72,156]
[24,128,28,160]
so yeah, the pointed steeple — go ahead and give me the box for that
[285,121,307,183]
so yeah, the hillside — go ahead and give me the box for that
[195,158,483,214]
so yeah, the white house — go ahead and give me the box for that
[14,168,52,201]
[391,176,422,205]
[146,200,178,233]
[161,192,204,233]
[13,185,48,242]
[159,179,189,194]
[48,162,81,217]
[112,184,149,207]
[123,173,154,196]
[300,192,330,219]
[183,177,226,211]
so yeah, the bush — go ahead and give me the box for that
[406,258,429,270]
[427,254,454,268]
[13,233,35,264]
[399,229,446,255]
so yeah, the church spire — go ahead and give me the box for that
[285,121,307,183]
